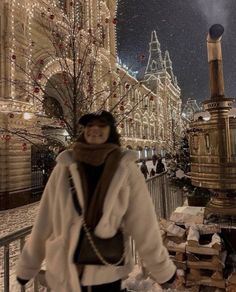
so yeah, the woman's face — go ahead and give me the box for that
[84,120,110,144]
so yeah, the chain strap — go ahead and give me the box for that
[82,218,125,266]
[69,173,125,266]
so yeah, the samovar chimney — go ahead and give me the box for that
[189,24,236,217]
[204,24,233,116]
[207,24,225,99]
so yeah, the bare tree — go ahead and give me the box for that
[1,1,153,145]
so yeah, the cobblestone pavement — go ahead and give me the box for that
[0,202,40,291]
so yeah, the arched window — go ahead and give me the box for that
[160,128,164,140]
[135,122,141,137]
[143,124,148,139]
[43,96,64,119]
[135,90,139,103]
[151,60,157,70]
[150,126,154,140]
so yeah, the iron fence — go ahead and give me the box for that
[0,226,47,292]
[0,146,56,211]
[31,145,56,195]
[146,172,183,219]
[0,172,183,292]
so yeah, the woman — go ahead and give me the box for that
[16,110,177,292]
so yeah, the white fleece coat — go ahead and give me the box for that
[16,150,176,292]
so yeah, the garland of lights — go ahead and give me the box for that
[6,0,181,150]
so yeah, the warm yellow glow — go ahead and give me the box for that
[23,112,33,120]
[7,0,182,154]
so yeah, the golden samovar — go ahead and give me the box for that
[189,24,236,216]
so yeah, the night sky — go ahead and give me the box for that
[117,0,236,105]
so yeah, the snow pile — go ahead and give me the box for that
[123,265,163,292]
[123,265,192,292]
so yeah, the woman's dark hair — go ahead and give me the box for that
[106,124,121,146]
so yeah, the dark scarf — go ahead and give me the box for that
[72,140,122,229]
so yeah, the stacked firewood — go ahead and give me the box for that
[159,219,234,291]
[185,224,226,290]
[160,218,187,271]
[227,272,236,291]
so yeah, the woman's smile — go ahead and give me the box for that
[84,120,110,144]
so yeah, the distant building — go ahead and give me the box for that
[141,31,183,154]
[182,98,201,122]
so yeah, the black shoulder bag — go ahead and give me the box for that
[69,173,125,266]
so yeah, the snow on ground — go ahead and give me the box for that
[0,201,39,237]
[124,265,193,292]
[0,202,40,291]
[123,265,163,291]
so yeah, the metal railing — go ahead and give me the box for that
[31,145,56,192]
[130,172,183,263]
[146,171,183,219]
[0,172,183,292]
[0,226,47,291]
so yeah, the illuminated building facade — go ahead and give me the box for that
[141,30,182,155]
[0,0,182,208]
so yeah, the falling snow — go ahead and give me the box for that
[117,0,236,104]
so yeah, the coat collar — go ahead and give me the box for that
[56,149,138,214]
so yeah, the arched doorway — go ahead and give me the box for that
[42,72,85,142]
